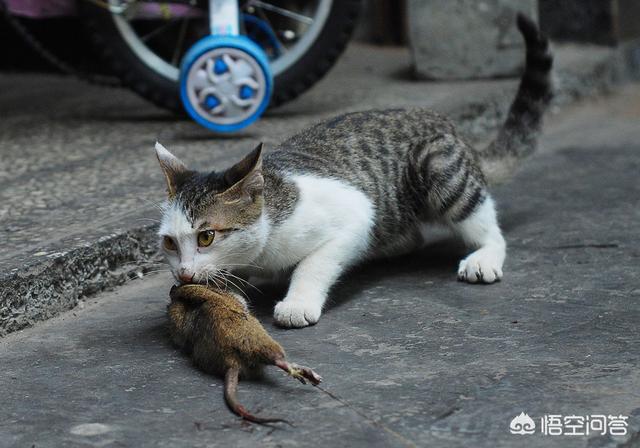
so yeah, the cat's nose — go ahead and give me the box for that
[178,270,195,284]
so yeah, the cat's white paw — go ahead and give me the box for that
[274,300,322,328]
[458,247,504,284]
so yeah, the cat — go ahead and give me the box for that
[155,14,553,328]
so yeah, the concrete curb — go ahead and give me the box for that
[0,43,637,337]
[0,225,159,336]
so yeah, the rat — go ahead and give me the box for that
[167,284,322,424]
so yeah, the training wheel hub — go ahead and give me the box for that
[180,36,272,133]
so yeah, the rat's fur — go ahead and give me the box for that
[168,284,321,424]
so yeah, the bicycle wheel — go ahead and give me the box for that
[80,0,361,112]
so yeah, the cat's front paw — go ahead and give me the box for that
[458,247,504,284]
[274,300,321,328]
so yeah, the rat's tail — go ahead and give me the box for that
[224,367,291,425]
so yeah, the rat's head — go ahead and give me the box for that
[155,142,268,284]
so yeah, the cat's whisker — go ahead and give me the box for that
[207,272,224,290]
[223,271,257,289]
[118,271,161,286]
[220,269,263,294]
[215,270,247,298]
[223,273,252,289]
[139,269,171,276]
[218,253,250,260]
[220,263,264,270]
[151,15,551,330]
[111,262,167,279]
[136,217,162,224]
[216,252,264,270]
[138,197,166,212]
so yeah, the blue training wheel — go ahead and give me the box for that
[180,35,273,133]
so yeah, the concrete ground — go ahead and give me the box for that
[0,41,624,336]
[1,38,640,447]
[0,42,497,261]
[1,70,640,446]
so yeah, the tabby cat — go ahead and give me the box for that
[155,14,553,328]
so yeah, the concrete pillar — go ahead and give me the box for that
[408,0,538,80]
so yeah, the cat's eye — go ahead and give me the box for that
[197,230,215,247]
[163,236,177,251]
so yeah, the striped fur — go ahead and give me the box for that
[481,13,554,182]
[263,14,552,250]
[157,14,552,327]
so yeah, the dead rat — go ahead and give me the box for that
[167,284,322,425]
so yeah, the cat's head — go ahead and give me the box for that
[154,142,268,285]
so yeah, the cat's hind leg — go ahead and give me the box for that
[410,135,506,283]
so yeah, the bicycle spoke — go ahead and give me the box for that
[171,18,189,65]
[140,19,180,43]
[108,0,331,83]
[250,0,314,25]
[253,5,289,53]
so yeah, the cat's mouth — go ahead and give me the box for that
[177,270,235,289]
[175,276,207,287]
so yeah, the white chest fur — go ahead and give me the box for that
[257,174,375,273]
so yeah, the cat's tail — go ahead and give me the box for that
[481,13,553,184]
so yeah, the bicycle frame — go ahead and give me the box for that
[5,0,77,17]
[5,0,203,19]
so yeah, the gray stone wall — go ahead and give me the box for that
[539,0,640,45]
[408,0,537,80]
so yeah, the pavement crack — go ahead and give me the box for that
[434,406,461,421]
[314,385,418,448]
[548,243,619,250]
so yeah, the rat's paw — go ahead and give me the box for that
[291,364,322,386]
[458,248,504,284]
[274,300,321,328]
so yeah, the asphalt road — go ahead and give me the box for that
[1,85,639,447]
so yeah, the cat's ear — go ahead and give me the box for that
[219,143,264,203]
[155,142,187,199]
